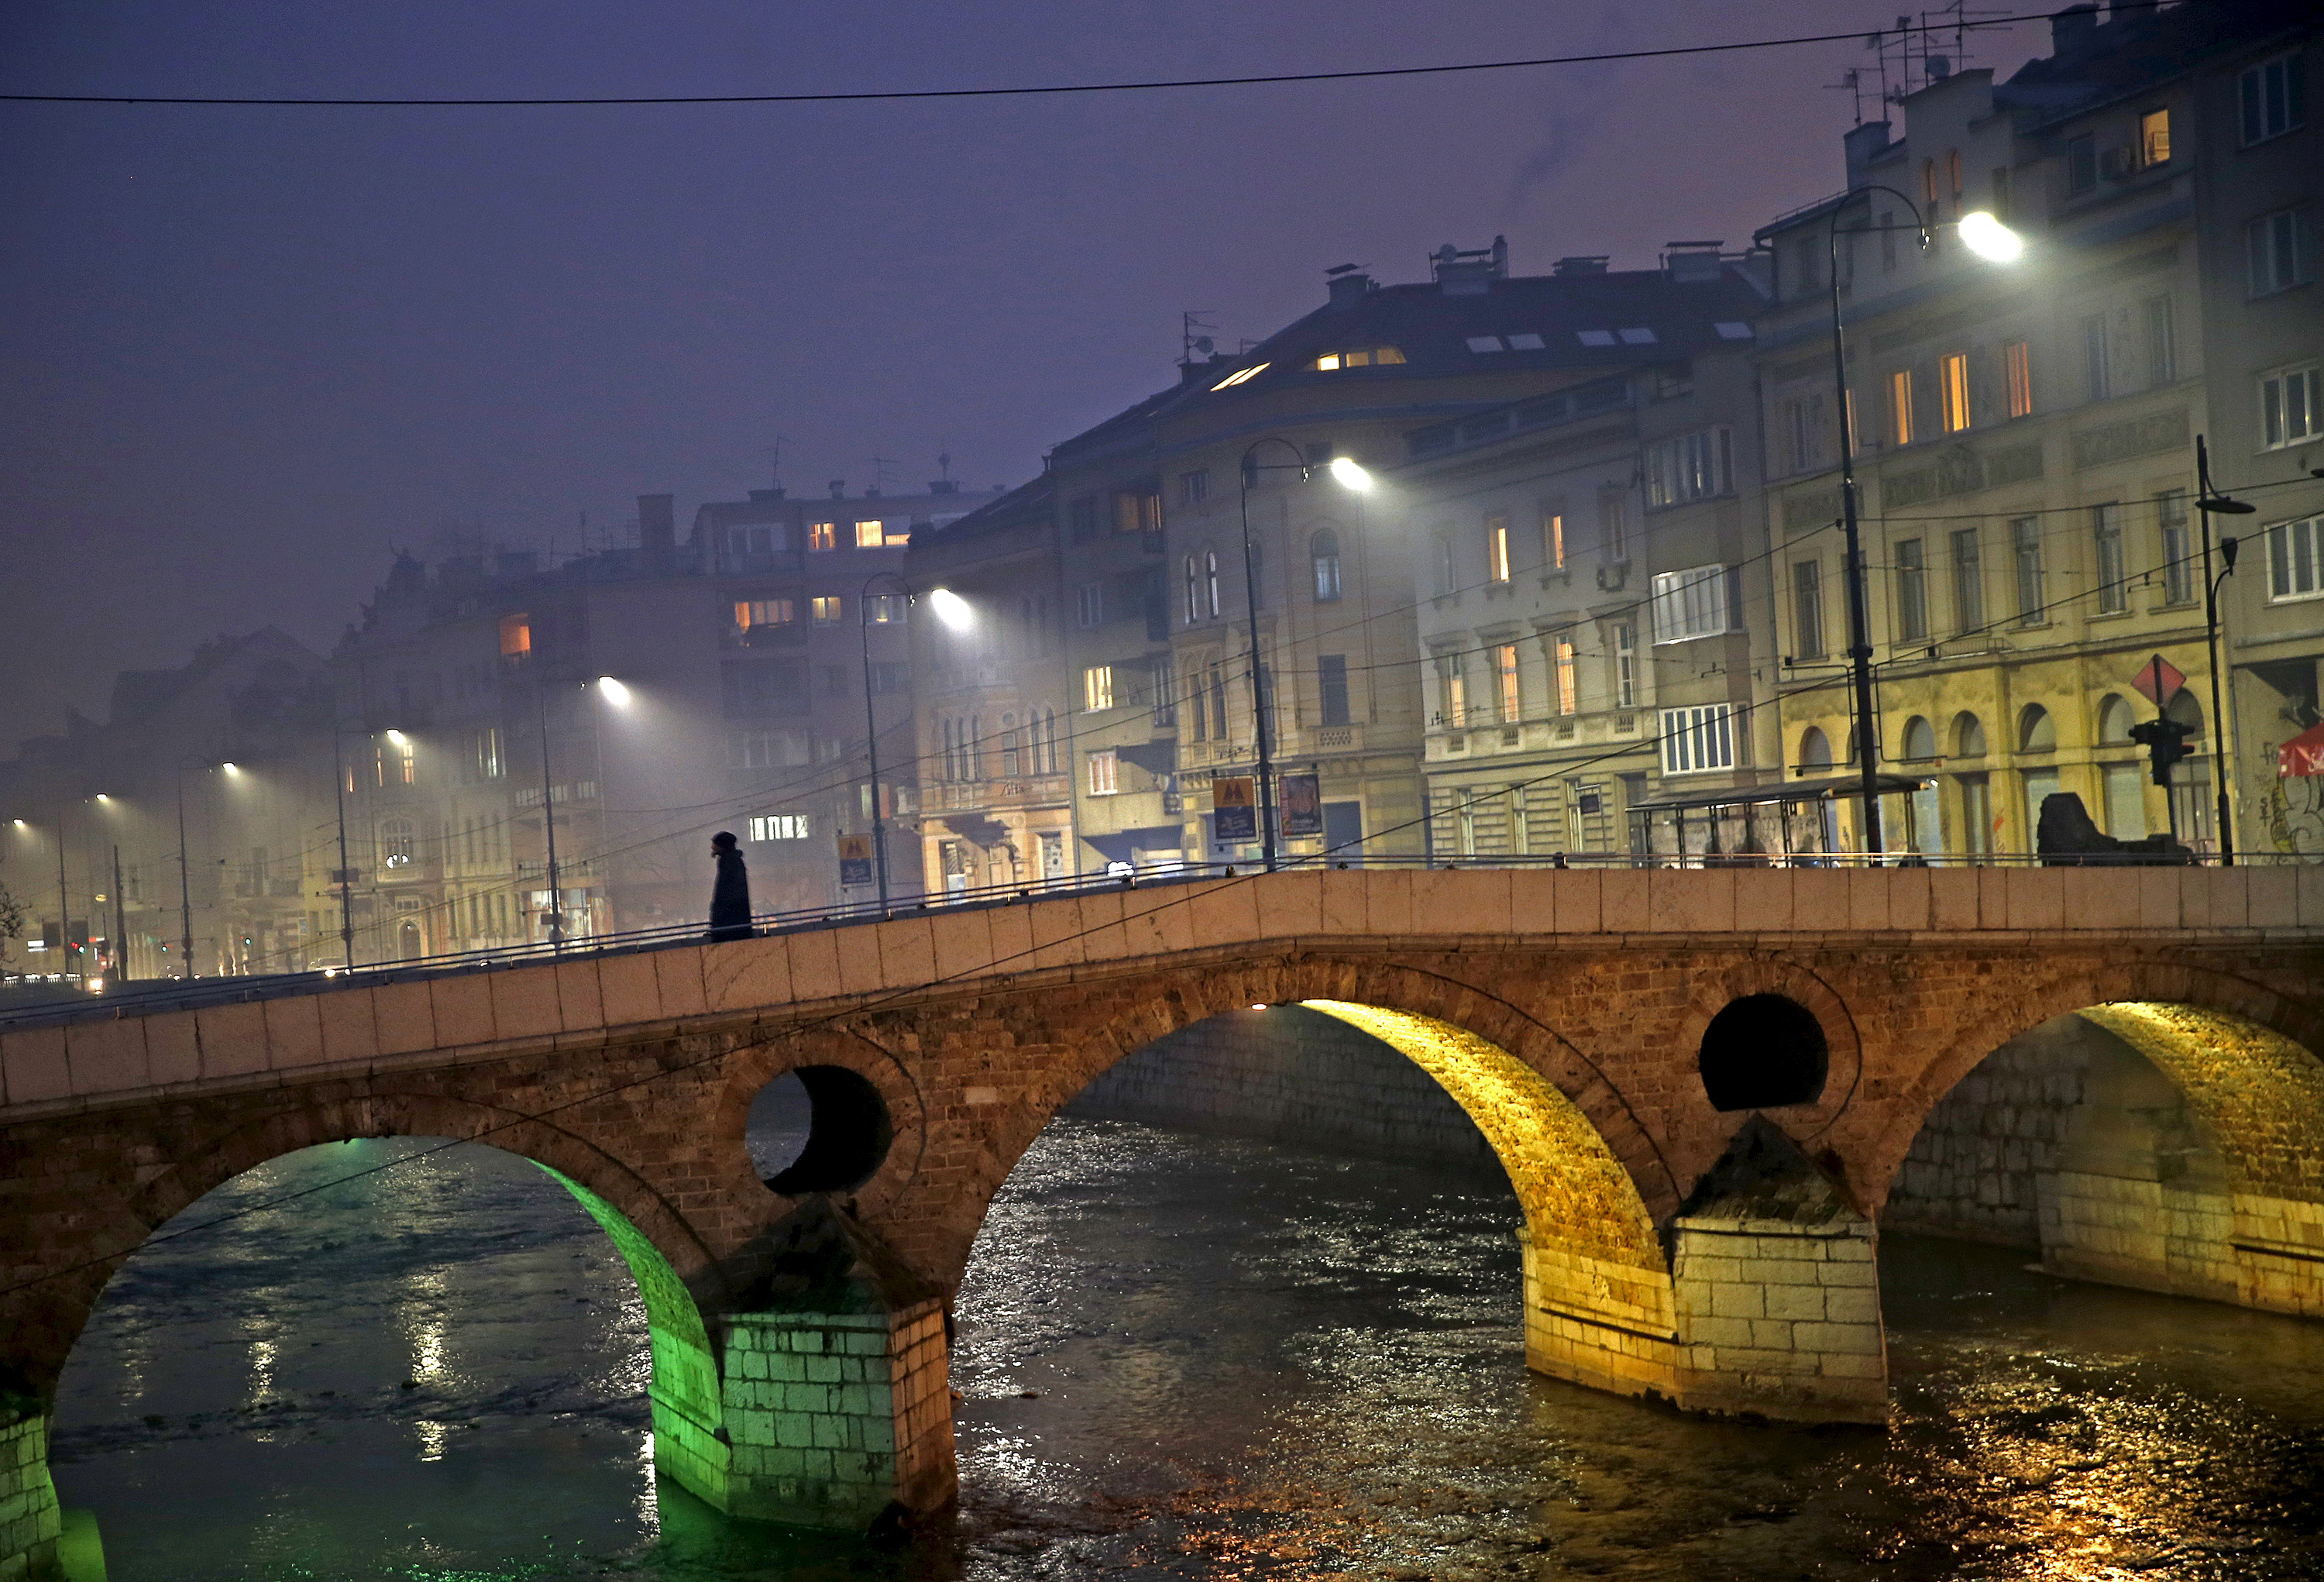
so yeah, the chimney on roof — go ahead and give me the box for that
[1662,242,1725,284]
[636,493,675,560]
[1325,262,1373,310]
[1844,119,1893,189]
[828,480,847,499]
[1552,256,1609,277]
[1432,236,1508,295]
[2050,3,2099,56]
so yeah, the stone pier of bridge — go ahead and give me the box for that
[2,865,2322,1569]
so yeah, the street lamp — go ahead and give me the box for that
[858,572,916,913]
[1236,440,1377,871]
[2195,434,2254,863]
[1821,192,2021,858]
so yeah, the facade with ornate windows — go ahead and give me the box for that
[1755,3,2318,861]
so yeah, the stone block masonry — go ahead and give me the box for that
[1669,1218,1886,1422]
[717,1298,951,1528]
[0,1414,59,1582]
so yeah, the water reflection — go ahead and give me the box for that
[43,1120,2324,1580]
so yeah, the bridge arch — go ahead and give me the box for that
[33,1093,733,1520]
[1866,958,2324,1211]
[947,958,1685,1408]
[1873,964,2324,1319]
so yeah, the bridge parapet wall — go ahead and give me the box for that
[6,866,2322,1121]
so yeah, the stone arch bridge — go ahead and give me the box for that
[3,865,2322,1567]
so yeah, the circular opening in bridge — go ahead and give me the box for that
[1698,995,1828,1112]
[748,1066,892,1194]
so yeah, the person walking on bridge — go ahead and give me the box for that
[706,831,755,941]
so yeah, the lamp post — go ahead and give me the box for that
[1822,192,2022,859]
[1236,441,1374,871]
[171,757,215,978]
[329,722,357,968]
[2195,434,2253,864]
[858,572,916,913]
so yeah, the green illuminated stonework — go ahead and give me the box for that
[533,1166,732,1511]
[0,1412,60,1582]
[717,1300,951,1529]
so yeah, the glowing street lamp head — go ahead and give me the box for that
[928,588,974,631]
[219,762,240,774]
[383,729,409,745]
[92,793,111,803]
[1957,211,2024,263]
[594,676,631,706]
[1327,456,1376,492]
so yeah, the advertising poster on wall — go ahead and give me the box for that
[1280,773,1323,837]
[1212,776,1258,843]
[837,833,875,887]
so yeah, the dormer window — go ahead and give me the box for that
[1313,346,1405,370]
[1466,335,1506,353]
[1576,330,1618,347]
[1618,328,1657,345]
[1210,362,1270,390]
[1506,332,1545,350]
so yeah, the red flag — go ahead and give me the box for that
[2281,721,2324,778]
[2132,653,2186,707]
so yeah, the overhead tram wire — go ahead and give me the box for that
[0,11,2093,109]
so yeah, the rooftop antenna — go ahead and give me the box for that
[1824,65,1870,125]
[936,450,954,484]
[866,454,900,496]
[1181,310,1218,366]
[765,432,789,492]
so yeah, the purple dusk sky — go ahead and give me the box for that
[0,2,2044,754]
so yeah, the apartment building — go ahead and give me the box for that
[1397,246,1775,861]
[1755,2,2316,859]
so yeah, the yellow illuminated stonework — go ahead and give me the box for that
[1298,1000,1660,1270]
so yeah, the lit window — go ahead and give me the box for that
[1087,749,1119,795]
[2263,363,2322,449]
[1890,370,1916,445]
[2005,340,2034,418]
[1649,564,1733,645]
[1659,704,1736,775]
[1084,665,1114,711]
[2268,514,2324,604]
[1437,654,1468,727]
[852,520,883,548]
[1939,352,1972,432]
[866,594,906,623]
[1205,551,1221,617]
[498,614,531,657]
[1617,328,1656,345]
[747,813,811,841]
[1486,514,1511,581]
[1466,335,1506,353]
[1314,346,1404,370]
[379,818,415,868]
[811,596,843,624]
[2140,108,2171,167]
[1555,639,1578,716]
[2240,53,2305,146]
[1494,644,1521,721]
[734,598,794,628]
[808,521,837,551]
[1210,362,1269,390]
[1544,511,1565,570]
[1576,330,1618,347]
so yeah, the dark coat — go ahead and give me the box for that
[707,848,754,940]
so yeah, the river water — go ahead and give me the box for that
[49,1119,2324,1580]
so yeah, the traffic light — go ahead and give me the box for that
[2129,717,2196,786]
